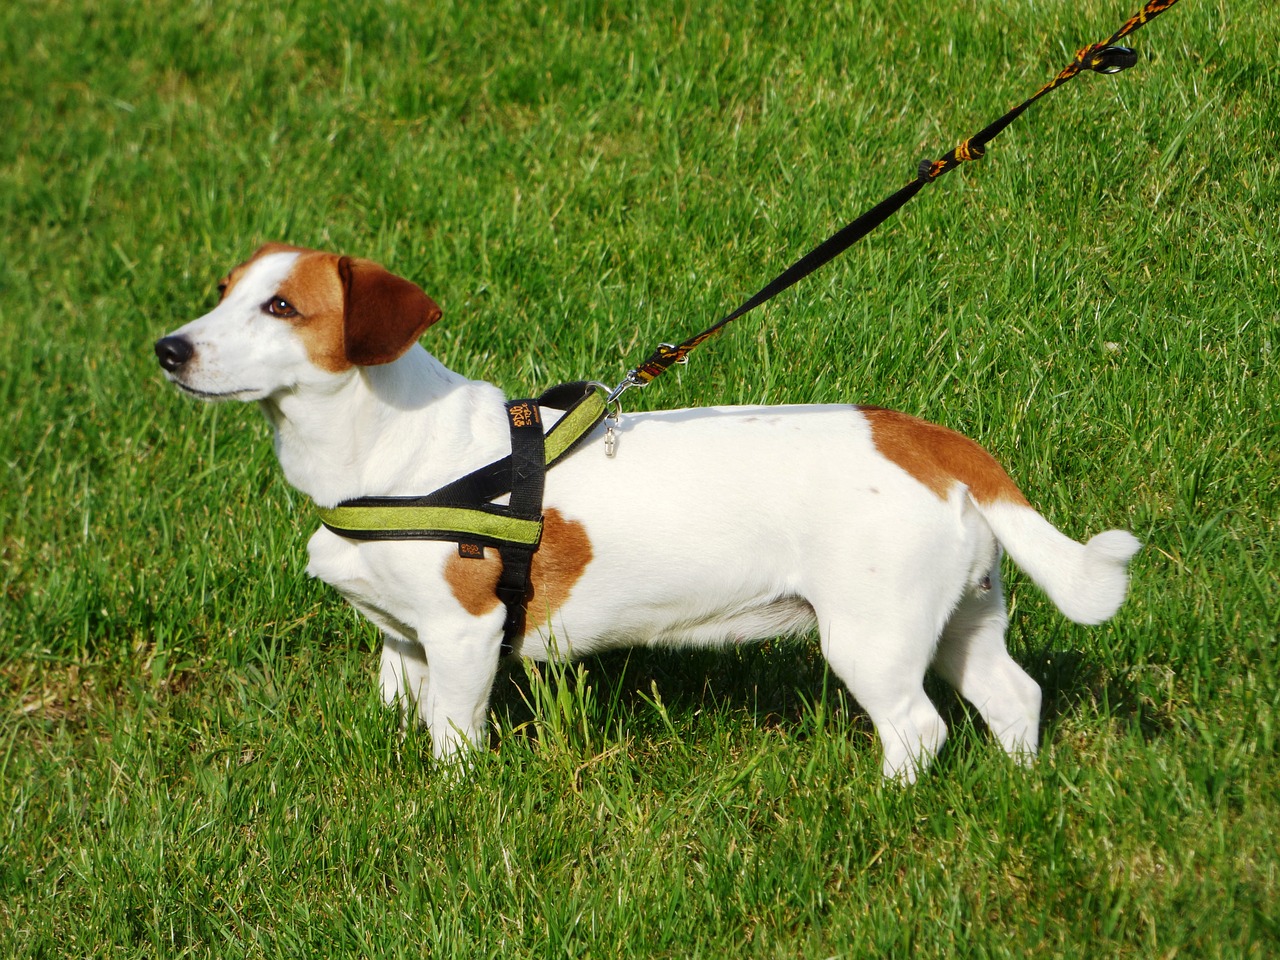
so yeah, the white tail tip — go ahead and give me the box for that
[1064,529,1143,625]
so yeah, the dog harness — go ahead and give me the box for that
[315,381,606,655]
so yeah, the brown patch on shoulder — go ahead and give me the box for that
[443,508,594,623]
[860,406,1029,506]
[445,553,503,617]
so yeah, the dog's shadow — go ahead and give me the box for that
[487,637,1173,756]
[490,639,860,746]
[1027,646,1177,743]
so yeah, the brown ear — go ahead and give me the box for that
[338,256,443,366]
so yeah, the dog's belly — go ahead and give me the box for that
[520,593,819,659]
[646,594,819,646]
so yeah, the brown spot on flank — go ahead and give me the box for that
[860,407,1029,506]
[443,509,594,623]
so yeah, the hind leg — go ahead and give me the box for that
[817,610,948,783]
[932,568,1042,762]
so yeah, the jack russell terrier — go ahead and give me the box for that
[155,243,1140,781]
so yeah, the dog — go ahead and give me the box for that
[155,243,1140,781]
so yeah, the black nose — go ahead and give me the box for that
[154,336,194,372]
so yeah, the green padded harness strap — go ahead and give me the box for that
[314,503,543,545]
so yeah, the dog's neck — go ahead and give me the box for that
[258,345,510,507]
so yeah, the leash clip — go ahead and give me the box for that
[605,374,640,406]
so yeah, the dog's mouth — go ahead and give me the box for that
[167,378,263,401]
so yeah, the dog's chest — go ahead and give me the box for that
[304,529,453,642]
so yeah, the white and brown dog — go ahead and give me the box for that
[156,243,1140,781]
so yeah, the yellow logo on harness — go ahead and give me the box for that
[508,402,540,429]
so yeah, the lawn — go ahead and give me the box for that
[1,0,1276,955]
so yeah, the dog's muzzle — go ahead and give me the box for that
[154,336,194,372]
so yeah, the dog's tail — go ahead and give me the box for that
[975,499,1141,625]
[855,406,1140,624]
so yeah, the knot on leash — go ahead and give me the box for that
[954,137,986,163]
[919,137,986,181]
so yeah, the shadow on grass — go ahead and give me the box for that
[486,637,1177,756]
[1029,647,1179,742]
[488,639,870,746]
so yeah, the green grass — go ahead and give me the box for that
[2,0,1276,955]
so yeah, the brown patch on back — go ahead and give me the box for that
[860,406,1029,506]
[443,509,594,623]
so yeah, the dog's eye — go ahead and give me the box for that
[216,281,229,302]
[264,296,298,318]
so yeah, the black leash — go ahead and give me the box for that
[607,0,1184,404]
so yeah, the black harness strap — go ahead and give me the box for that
[495,397,546,653]
[426,382,602,508]
[317,382,606,656]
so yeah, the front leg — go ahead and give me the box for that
[380,635,430,718]
[308,530,505,761]
[416,613,506,759]
[378,624,503,758]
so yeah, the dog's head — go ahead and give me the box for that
[155,244,442,401]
